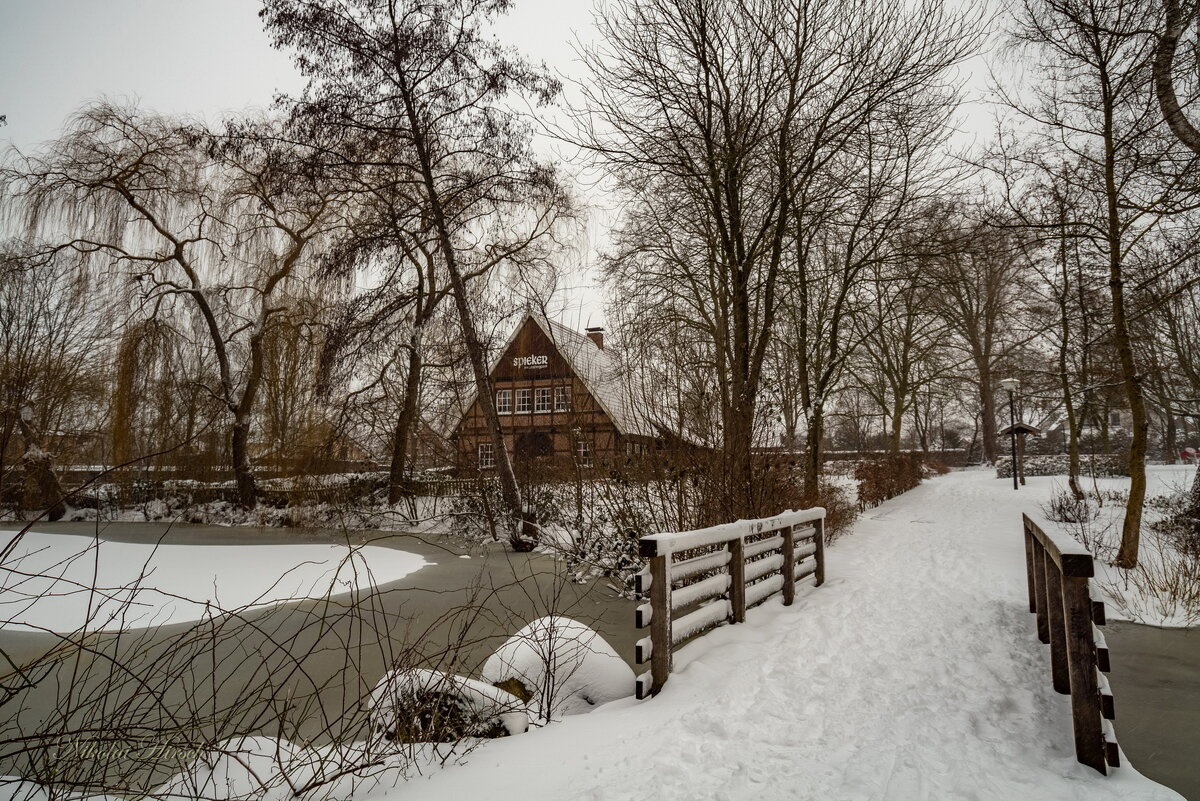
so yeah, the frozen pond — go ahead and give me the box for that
[1106,621,1200,801]
[1,529,431,631]
[0,521,636,793]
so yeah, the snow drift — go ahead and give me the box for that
[480,616,634,721]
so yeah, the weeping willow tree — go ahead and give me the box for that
[111,319,169,468]
[1,103,352,507]
[0,243,105,515]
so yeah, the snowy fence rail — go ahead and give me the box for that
[1022,514,1118,775]
[633,508,826,699]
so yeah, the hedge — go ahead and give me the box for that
[994,454,1129,479]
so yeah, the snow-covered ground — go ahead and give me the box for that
[339,468,1180,801]
[0,530,431,632]
[5,468,1189,800]
[1060,466,1199,627]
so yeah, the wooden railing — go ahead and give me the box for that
[633,508,827,699]
[1022,513,1119,774]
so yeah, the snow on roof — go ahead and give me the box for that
[534,315,659,438]
[452,313,659,439]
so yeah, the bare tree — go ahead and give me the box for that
[2,106,351,507]
[0,244,106,516]
[849,241,954,456]
[1006,0,1200,566]
[923,209,1029,466]
[585,0,980,516]
[262,0,571,546]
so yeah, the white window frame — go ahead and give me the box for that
[535,387,552,413]
[515,388,532,413]
[555,386,571,412]
[478,442,495,469]
[577,440,593,468]
[496,389,512,415]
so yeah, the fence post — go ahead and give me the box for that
[782,525,796,606]
[1043,557,1071,694]
[1031,539,1050,644]
[813,517,826,587]
[1061,573,1107,773]
[649,554,672,696]
[1023,518,1038,613]
[729,538,746,623]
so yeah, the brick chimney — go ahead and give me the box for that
[585,326,605,349]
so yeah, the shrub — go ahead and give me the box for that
[367,669,529,742]
[995,454,1128,479]
[816,480,859,545]
[1043,488,1097,525]
[854,454,924,508]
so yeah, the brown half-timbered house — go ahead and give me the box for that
[452,315,662,473]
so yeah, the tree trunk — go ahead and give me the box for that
[395,68,527,548]
[0,418,13,508]
[1102,93,1147,569]
[388,336,424,504]
[724,387,756,520]
[1154,0,1200,156]
[15,414,65,522]
[1187,463,1200,533]
[979,367,998,463]
[1018,434,1027,486]
[1164,407,1178,466]
[803,404,826,508]
[230,417,257,508]
[1059,316,1084,499]
[889,394,905,455]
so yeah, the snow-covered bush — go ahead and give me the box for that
[1045,475,1200,626]
[367,668,529,742]
[480,617,633,722]
[1097,521,1200,627]
[816,480,859,545]
[995,454,1127,479]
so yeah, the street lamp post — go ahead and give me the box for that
[1000,378,1020,491]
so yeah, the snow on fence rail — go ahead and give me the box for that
[1022,513,1118,774]
[633,508,826,699]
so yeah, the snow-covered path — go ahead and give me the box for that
[385,469,1183,801]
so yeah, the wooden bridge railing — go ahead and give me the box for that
[633,507,826,699]
[1022,513,1119,774]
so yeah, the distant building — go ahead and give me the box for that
[451,314,669,473]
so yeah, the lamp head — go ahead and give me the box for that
[999,378,1021,393]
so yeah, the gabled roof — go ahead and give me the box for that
[536,315,658,438]
[453,313,658,438]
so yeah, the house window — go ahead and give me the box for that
[478,443,495,469]
[496,389,512,414]
[516,388,532,413]
[1110,411,1121,427]
[535,387,552,413]
[555,386,571,411]
[577,440,593,468]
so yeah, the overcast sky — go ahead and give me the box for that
[0,0,609,326]
[0,0,996,332]
[0,0,600,150]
